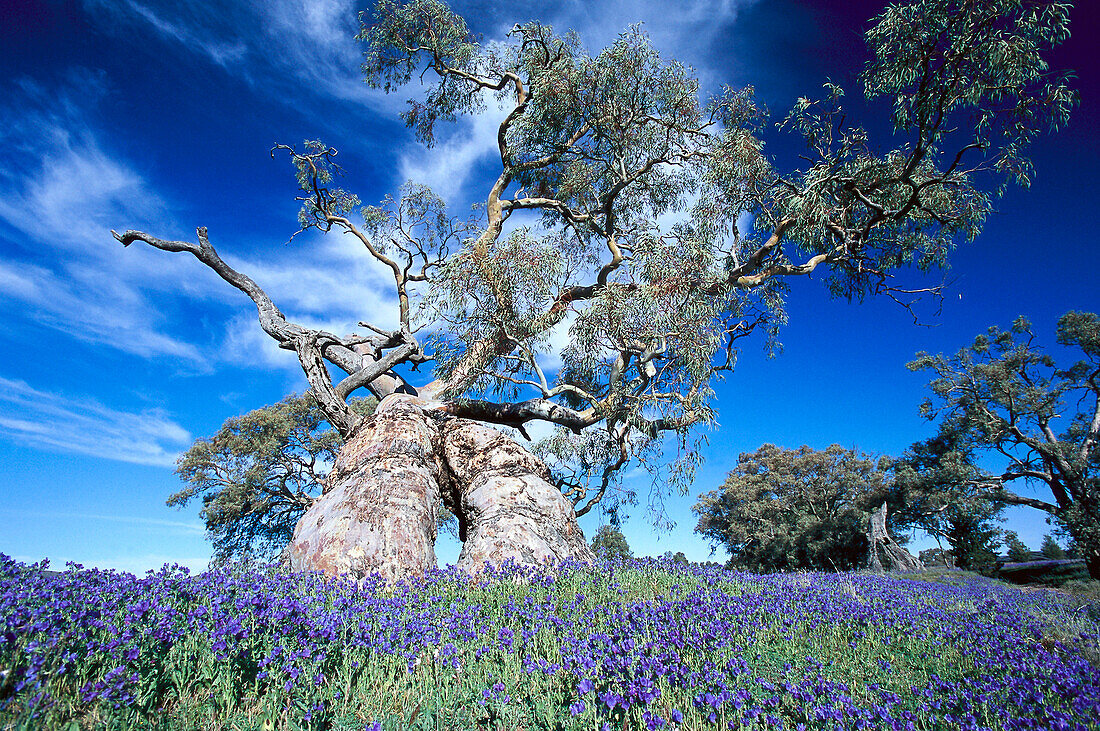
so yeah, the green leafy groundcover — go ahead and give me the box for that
[1,555,1097,729]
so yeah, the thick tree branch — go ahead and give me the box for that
[989,487,1060,514]
[113,227,417,425]
[441,397,599,433]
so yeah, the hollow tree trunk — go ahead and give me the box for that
[442,419,595,573]
[289,396,593,581]
[289,398,442,582]
[867,502,923,573]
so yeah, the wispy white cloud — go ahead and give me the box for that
[0,71,406,374]
[544,0,755,52]
[80,0,759,209]
[0,377,192,466]
[0,73,174,247]
[123,0,248,67]
[217,230,405,384]
[84,0,398,113]
[0,72,214,361]
[398,103,507,206]
[0,510,203,535]
[225,233,401,326]
[0,258,205,361]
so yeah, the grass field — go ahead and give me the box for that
[1,554,1097,730]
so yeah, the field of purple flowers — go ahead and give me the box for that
[1,554,1097,730]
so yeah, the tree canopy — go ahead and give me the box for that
[1040,534,1067,560]
[1003,531,1031,563]
[693,444,892,572]
[117,0,1076,527]
[589,524,633,563]
[889,430,1007,571]
[908,311,1100,578]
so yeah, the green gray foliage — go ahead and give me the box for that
[693,444,891,572]
[943,513,1002,574]
[889,431,1006,572]
[919,547,952,567]
[661,551,689,565]
[589,524,633,563]
[321,0,1076,520]
[1040,534,1067,560]
[138,0,1076,533]
[909,311,1100,579]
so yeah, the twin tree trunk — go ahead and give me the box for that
[289,395,594,581]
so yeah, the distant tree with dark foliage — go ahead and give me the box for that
[694,444,892,572]
[170,394,375,565]
[590,525,633,563]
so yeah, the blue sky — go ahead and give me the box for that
[1,0,1096,573]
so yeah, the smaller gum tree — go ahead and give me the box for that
[693,444,897,572]
[1003,531,1032,562]
[589,524,634,563]
[1040,534,1068,560]
[889,430,1007,570]
[170,395,377,565]
[909,311,1100,579]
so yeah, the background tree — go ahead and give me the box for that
[943,514,1002,573]
[589,525,633,563]
[919,547,952,567]
[115,0,1076,580]
[170,394,346,564]
[1040,534,1067,560]
[908,311,1100,578]
[662,551,689,565]
[889,431,1006,571]
[693,444,894,572]
[1003,531,1032,563]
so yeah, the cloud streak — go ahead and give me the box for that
[81,0,760,209]
[84,0,398,113]
[0,72,212,362]
[0,70,406,377]
[0,377,192,466]
[0,510,204,536]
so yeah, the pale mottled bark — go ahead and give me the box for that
[442,419,595,572]
[867,502,923,573]
[289,398,442,581]
[289,397,593,580]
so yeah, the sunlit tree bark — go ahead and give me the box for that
[867,503,923,573]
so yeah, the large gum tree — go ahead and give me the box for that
[114,0,1074,580]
